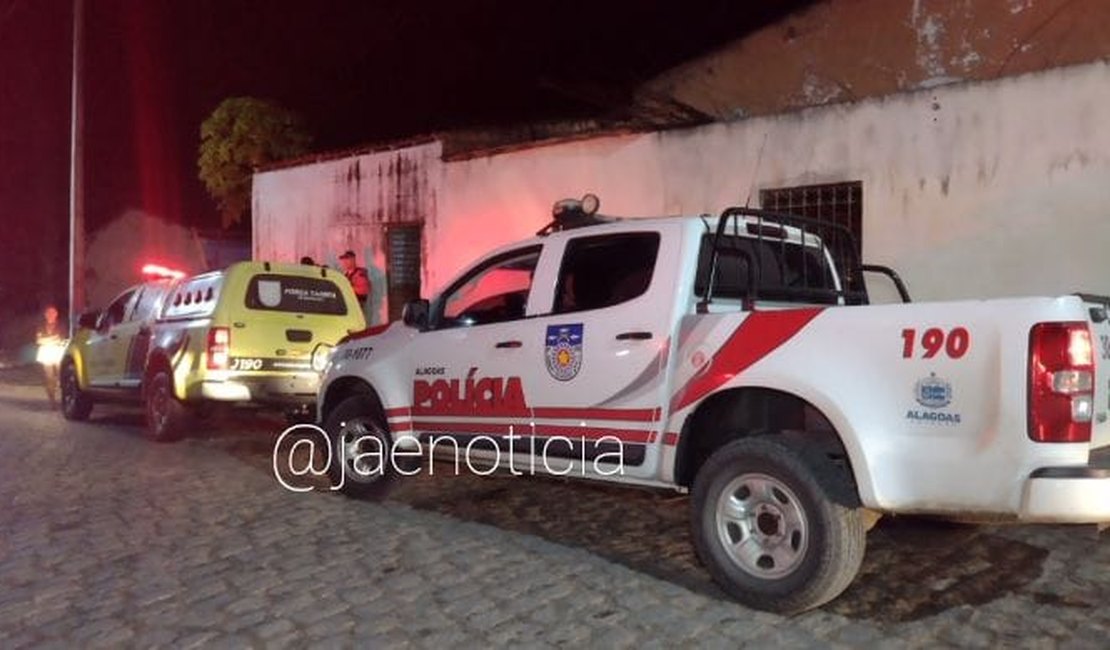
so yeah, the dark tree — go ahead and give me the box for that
[198,97,312,228]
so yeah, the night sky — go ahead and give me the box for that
[0,0,807,317]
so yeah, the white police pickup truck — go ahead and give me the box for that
[316,196,1110,613]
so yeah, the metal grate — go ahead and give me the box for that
[760,181,862,253]
[385,223,423,321]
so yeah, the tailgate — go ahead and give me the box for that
[230,311,318,372]
[1080,294,1110,449]
[232,273,364,373]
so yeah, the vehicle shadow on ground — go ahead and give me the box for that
[387,471,1050,623]
[65,407,1055,625]
[71,405,285,443]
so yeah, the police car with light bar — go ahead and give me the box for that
[316,195,1110,614]
[60,261,365,441]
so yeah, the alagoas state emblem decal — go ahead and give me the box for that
[544,323,583,381]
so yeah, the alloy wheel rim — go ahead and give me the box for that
[340,418,385,483]
[62,367,77,411]
[150,384,168,432]
[715,472,809,579]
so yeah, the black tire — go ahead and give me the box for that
[691,436,865,614]
[144,371,186,443]
[60,359,93,421]
[323,394,400,500]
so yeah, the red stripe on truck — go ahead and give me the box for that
[531,407,660,422]
[669,308,824,412]
[410,421,652,444]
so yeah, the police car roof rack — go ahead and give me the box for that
[699,206,872,311]
[537,194,613,236]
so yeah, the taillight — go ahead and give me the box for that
[207,327,230,370]
[1028,322,1094,443]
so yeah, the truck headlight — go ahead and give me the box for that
[311,343,334,373]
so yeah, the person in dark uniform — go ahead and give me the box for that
[338,249,371,305]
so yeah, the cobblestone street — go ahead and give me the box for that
[2,371,1110,647]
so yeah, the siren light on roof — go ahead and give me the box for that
[141,263,186,280]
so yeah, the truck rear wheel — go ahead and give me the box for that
[144,371,185,443]
[323,394,399,500]
[691,436,865,614]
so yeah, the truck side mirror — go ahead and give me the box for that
[77,310,101,330]
[402,299,430,330]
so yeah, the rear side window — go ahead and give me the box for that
[245,274,348,315]
[694,233,839,304]
[554,233,659,314]
[162,275,221,320]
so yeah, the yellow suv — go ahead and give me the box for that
[60,262,366,441]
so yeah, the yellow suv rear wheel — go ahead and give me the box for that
[145,371,185,443]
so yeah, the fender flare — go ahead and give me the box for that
[674,382,878,507]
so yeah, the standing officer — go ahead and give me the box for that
[338,250,371,306]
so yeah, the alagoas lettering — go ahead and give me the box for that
[414,368,528,416]
[905,409,962,424]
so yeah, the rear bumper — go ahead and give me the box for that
[195,373,320,406]
[1019,450,1110,523]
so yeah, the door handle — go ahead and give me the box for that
[616,331,653,341]
[495,340,523,349]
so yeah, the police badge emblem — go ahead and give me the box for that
[545,324,584,381]
[257,280,283,308]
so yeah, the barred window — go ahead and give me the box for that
[386,223,423,321]
[759,181,862,253]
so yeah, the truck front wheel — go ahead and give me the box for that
[60,359,93,421]
[691,436,865,614]
[322,395,399,501]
